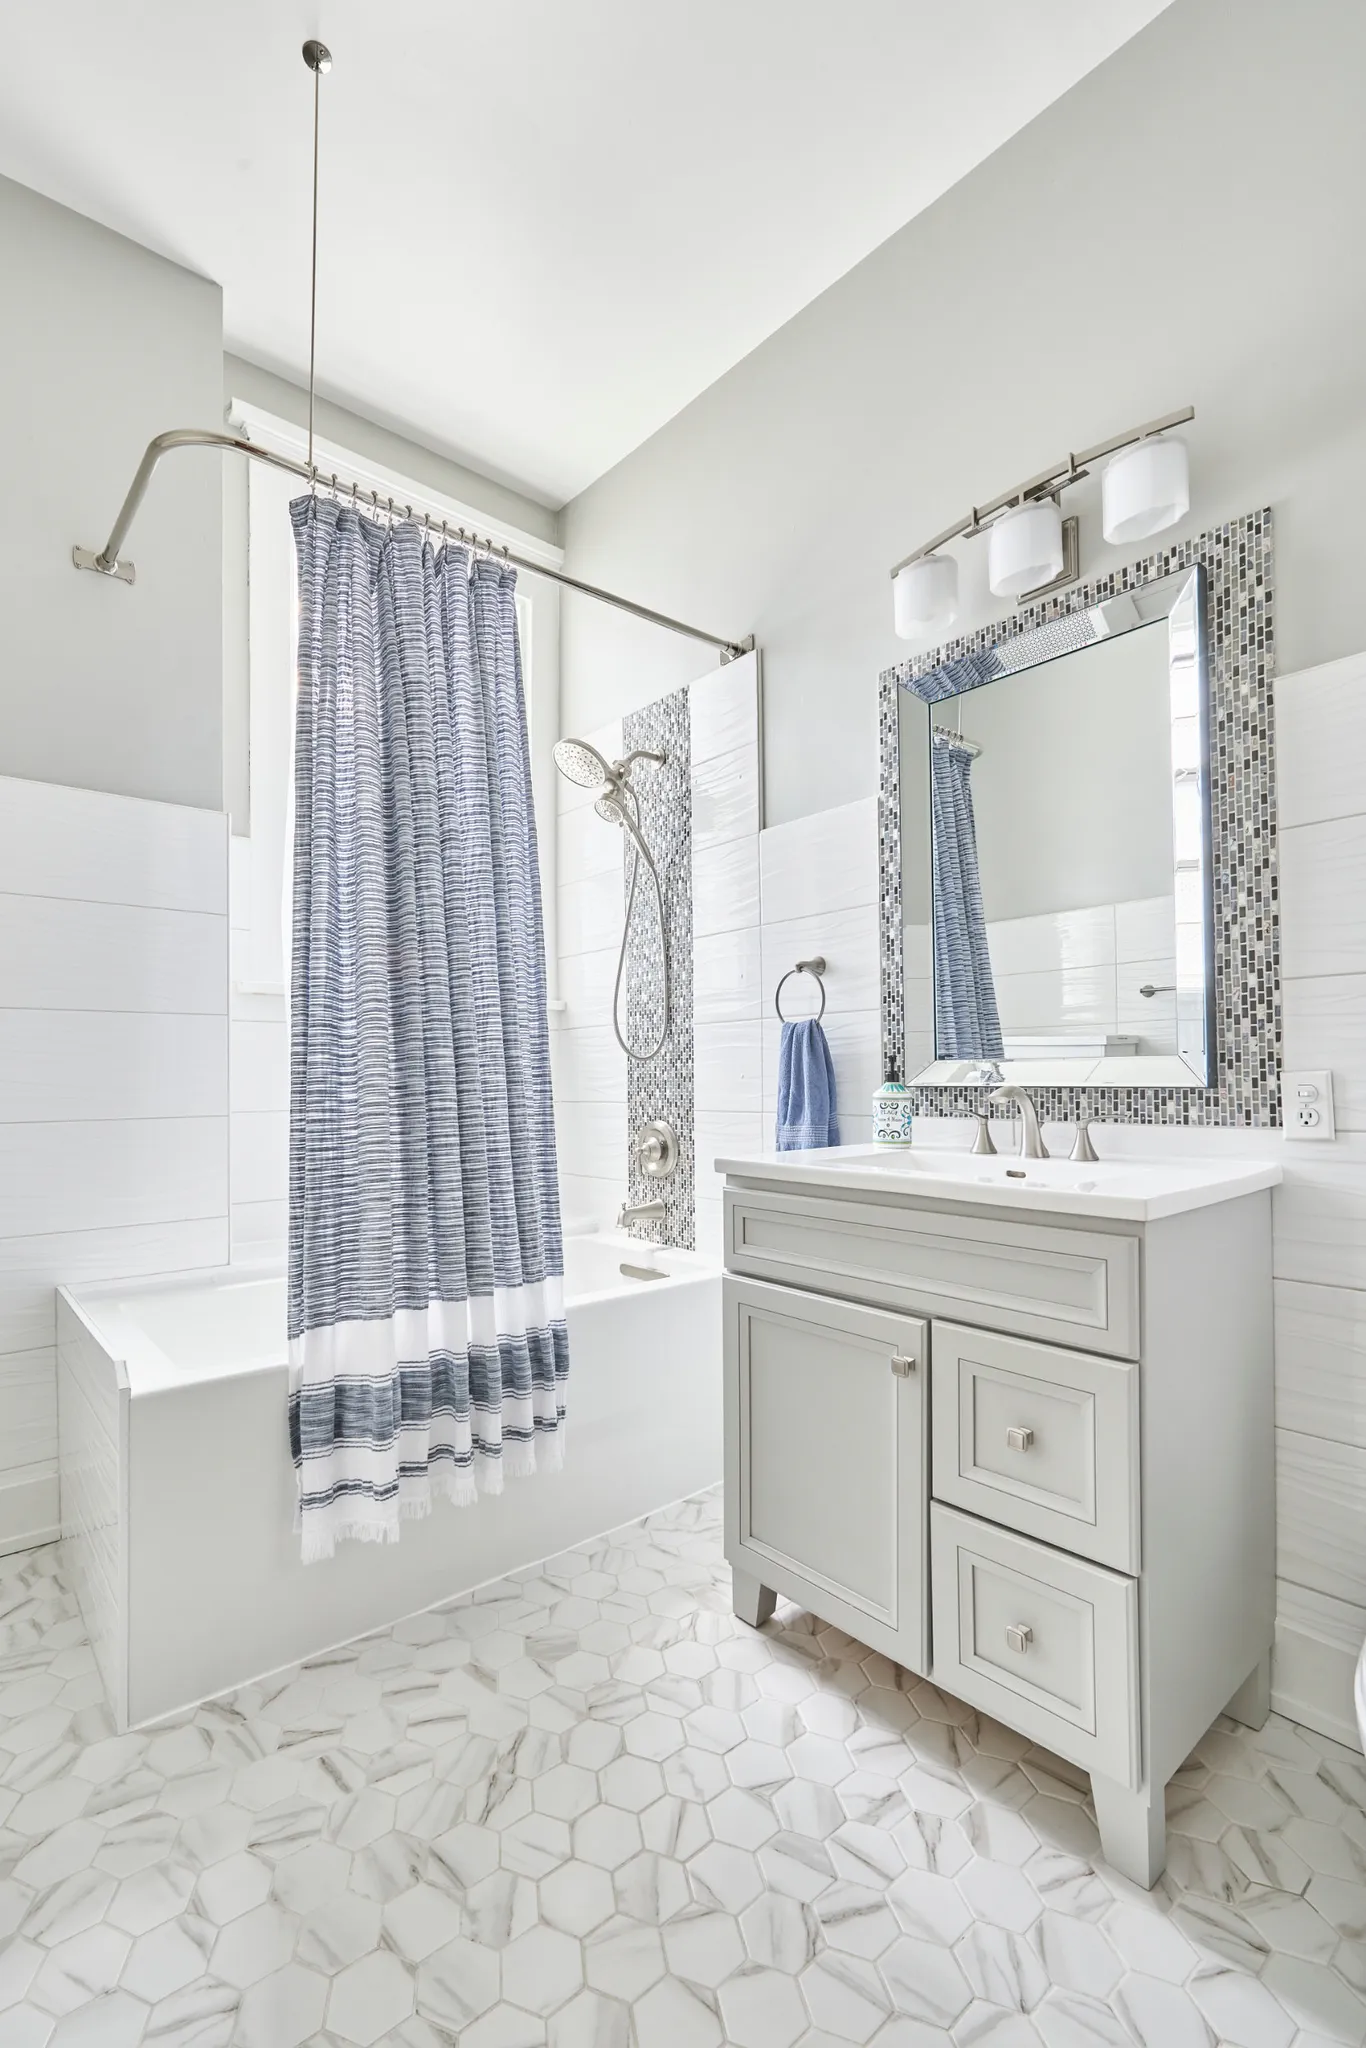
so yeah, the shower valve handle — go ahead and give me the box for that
[632,1120,679,1179]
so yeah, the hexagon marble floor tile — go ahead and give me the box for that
[2,1490,1365,2048]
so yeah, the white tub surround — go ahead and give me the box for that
[58,1234,720,1728]
[719,1142,1280,1886]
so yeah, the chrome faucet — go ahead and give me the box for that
[617,1198,666,1229]
[989,1084,1050,1160]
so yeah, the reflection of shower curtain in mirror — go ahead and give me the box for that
[931,738,1003,1059]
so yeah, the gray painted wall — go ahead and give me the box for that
[0,175,223,809]
[559,0,1366,827]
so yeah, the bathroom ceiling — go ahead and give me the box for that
[0,1,1171,506]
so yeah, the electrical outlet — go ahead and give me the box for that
[1283,1069,1336,1141]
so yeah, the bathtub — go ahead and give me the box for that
[57,1233,721,1728]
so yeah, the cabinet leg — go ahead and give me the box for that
[1092,1774,1167,1888]
[731,1567,776,1629]
[1225,1651,1271,1731]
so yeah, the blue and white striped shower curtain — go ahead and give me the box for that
[930,734,1003,1061]
[288,497,567,1563]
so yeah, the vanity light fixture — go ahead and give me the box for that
[888,404,1194,626]
[1102,433,1190,544]
[987,498,1064,599]
[893,551,958,638]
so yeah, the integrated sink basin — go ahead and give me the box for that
[711,1142,1281,1221]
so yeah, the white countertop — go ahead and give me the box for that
[713,1142,1282,1223]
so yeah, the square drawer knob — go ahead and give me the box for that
[1005,1623,1034,1655]
[1005,1425,1035,1452]
[890,1354,917,1378]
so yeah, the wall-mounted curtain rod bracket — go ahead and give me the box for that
[890,405,1194,577]
[71,428,752,659]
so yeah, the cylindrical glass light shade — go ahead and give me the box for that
[893,553,958,638]
[1102,434,1190,544]
[987,499,1063,598]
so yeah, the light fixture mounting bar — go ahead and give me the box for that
[889,404,1194,579]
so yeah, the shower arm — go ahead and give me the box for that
[72,428,754,662]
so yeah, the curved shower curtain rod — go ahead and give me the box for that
[72,426,753,660]
[71,42,752,663]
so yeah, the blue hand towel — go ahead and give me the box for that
[776,1018,839,1150]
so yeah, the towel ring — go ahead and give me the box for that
[774,956,828,1023]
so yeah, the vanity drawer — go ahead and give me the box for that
[725,1187,1139,1359]
[932,1323,1139,1572]
[931,1504,1139,1788]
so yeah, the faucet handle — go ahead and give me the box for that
[970,1113,997,1156]
[1071,1121,1099,1164]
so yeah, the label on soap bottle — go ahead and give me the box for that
[873,1081,914,1147]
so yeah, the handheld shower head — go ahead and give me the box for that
[552,738,615,792]
[552,735,671,1062]
[596,791,658,875]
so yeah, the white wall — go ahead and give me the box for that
[0,777,229,1553]
[1269,648,1366,1749]
[692,659,764,1255]
[553,715,629,1233]
[0,174,223,810]
[758,799,882,1152]
[558,0,1366,827]
[228,838,288,1259]
[0,176,229,1553]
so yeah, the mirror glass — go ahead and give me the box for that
[899,566,1213,1088]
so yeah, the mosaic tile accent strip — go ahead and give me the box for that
[879,509,1280,1127]
[4,1506,1365,2046]
[624,687,695,1247]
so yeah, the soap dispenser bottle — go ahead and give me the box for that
[873,1079,914,1147]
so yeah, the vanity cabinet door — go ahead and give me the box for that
[724,1276,929,1676]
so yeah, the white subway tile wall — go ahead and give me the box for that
[1271,647,1366,1745]
[690,661,762,1255]
[553,719,629,1233]
[0,776,229,1553]
[759,798,880,1158]
[229,839,289,1260]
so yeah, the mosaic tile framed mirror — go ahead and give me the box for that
[878,509,1279,1127]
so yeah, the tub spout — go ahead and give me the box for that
[617,1198,666,1228]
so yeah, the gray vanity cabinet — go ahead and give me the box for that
[724,1277,928,1675]
[721,1170,1276,1888]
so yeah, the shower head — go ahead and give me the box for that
[553,738,615,792]
[596,790,658,875]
